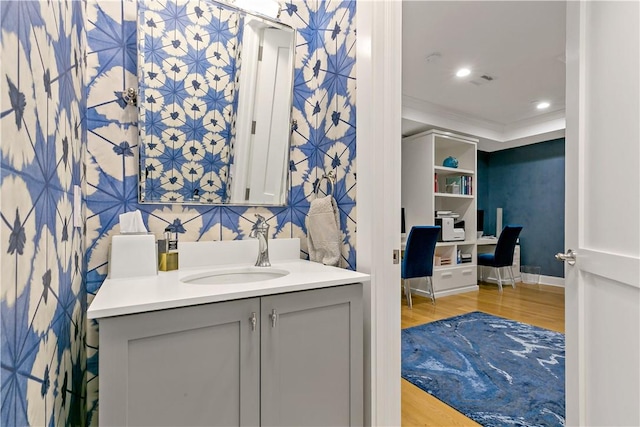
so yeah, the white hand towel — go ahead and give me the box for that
[306,195,341,266]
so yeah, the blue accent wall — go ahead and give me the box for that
[478,139,565,278]
[477,150,490,221]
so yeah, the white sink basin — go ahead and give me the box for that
[181,267,289,285]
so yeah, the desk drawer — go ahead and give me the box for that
[433,266,477,291]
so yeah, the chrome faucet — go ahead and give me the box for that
[250,214,271,267]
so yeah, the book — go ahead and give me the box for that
[445,177,461,194]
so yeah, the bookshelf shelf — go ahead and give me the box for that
[402,129,478,297]
[435,193,474,199]
[434,166,475,175]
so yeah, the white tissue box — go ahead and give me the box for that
[108,234,158,279]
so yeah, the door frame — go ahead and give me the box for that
[564,2,582,422]
[360,1,640,426]
[356,0,403,425]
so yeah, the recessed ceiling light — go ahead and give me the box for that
[537,101,551,110]
[456,68,471,78]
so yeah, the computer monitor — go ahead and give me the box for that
[477,210,484,234]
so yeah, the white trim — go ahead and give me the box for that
[539,274,565,287]
[411,286,479,299]
[402,94,567,152]
[502,110,566,142]
[484,274,565,288]
[403,96,505,140]
[478,129,565,153]
[412,278,565,297]
[356,1,402,426]
[564,2,585,423]
[578,249,640,290]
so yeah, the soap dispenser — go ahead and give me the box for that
[158,227,179,271]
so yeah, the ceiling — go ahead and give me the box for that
[402,1,567,149]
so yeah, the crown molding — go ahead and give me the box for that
[402,95,505,140]
[402,95,566,152]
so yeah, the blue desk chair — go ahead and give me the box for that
[402,226,440,308]
[477,225,523,292]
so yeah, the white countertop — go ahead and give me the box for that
[88,259,370,320]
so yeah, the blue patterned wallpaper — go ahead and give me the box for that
[85,0,356,424]
[1,1,88,426]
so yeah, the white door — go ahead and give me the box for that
[564,2,640,425]
[247,28,293,204]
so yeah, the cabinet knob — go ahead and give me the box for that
[270,309,278,328]
[250,312,257,331]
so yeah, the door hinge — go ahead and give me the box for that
[258,46,263,61]
[245,188,250,200]
[393,249,400,264]
[251,121,257,135]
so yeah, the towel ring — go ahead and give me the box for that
[315,171,335,197]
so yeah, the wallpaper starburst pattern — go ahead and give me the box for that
[1,1,88,426]
[138,0,243,203]
[1,0,356,425]
[85,0,356,424]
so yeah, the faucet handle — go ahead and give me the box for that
[250,214,269,238]
[254,214,269,231]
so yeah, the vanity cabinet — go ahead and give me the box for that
[98,284,363,427]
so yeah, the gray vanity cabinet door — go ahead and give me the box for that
[260,284,363,426]
[99,298,260,427]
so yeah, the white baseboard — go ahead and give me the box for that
[407,276,563,303]
[539,274,565,287]
[411,285,479,299]
[482,273,565,288]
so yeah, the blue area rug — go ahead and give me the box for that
[402,311,565,427]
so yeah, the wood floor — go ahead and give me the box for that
[401,281,565,426]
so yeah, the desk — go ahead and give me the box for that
[477,236,499,246]
[400,235,478,297]
[476,237,521,283]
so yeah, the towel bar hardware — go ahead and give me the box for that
[315,170,336,197]
[122,87,138,106]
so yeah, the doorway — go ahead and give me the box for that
[400,1,568,424]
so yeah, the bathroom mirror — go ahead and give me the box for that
[137,0,295,205]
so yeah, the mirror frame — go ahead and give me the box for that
[136,0,295,206]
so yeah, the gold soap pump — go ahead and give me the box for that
[158,227,179,271]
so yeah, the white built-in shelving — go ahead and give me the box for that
[402,129,478,297]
